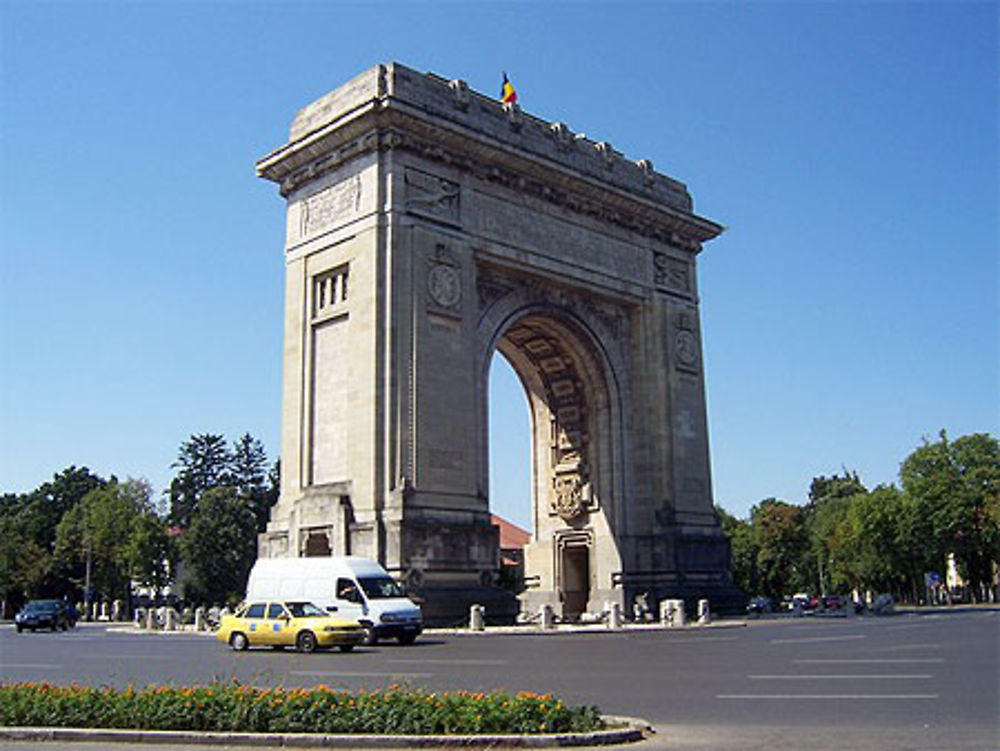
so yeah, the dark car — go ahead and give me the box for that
[14,599,71,632]
[747,596,773,614]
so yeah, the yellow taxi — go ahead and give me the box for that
[217,600,365,653]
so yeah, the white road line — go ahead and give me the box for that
[290,670,433,678]
[770,634,867,644]
[387,659,507,665]
[794,658,944,664]
[883,643,942,651]
[717,694,939,700]
[748,674,933,680]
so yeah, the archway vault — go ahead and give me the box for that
[257,63,744,625]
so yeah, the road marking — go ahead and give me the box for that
[794,658,944,664]
[387,659,508,665]
[883,643,941,651]
[290,670,433,678]
[717,694,939,700]
[770,634,866,644]
[670,636,741,642]
[1,664,64,670]
[748,674,933,680]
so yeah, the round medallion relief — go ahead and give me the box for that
[428,264,461,307]
[675,330,699,367]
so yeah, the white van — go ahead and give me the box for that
[245,556,422,645]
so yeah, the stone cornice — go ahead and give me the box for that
[257,63,723,251]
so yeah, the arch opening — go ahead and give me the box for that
[483,307,623,621]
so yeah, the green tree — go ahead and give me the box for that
[53,479,163,607]
[180,487,258,606]
[124,513,175,595]
[717,506,758,596]
[806,472,867,595]
[230,433,276,533]
[901,431,1000,600]
[752,499,809,602]
[0,467,108,606]
[168,434,233,528]
[0,517,49,617]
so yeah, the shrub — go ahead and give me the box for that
[0,682,604,735]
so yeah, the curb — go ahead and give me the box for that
[0,717,651,747]
[103,621,747,638]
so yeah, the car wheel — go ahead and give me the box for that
[361,625,377,646]
[339,644,355,653]
[296,631,317,653]
[397,633,417,646]
[230,632,249,651]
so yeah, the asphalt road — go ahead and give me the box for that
[1,609,997,750]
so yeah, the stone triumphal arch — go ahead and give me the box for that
[256,64,740,622]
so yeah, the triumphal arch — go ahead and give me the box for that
[256,63,739,622]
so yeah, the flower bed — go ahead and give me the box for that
[0,682,604,735]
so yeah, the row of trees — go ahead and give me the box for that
[0,433,277,618]
[720,432,1000,604]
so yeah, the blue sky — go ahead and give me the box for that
[1,1,996,529]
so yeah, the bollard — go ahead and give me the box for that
[469,604,485,631]
[194,607,206,632]
[134,608,145,628]
[99,602,110,621]
[164,608,178,631]
[145,608,157,630]
[661,599,686,628]
[607,602,622,629]
[539,603,555,630]
[697,599,710,625]
[111,600,122,622]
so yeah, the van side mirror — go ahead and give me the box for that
[326,605,338,613]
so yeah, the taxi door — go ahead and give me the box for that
[260,602,292,646]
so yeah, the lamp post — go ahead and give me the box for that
[83,536,92,622]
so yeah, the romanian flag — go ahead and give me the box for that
[500,72,517,104]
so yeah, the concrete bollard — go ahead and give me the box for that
[194,607,206,632]
[111,600,122,622]
[469,604,485,631]
[164,608,178,631]
[540,603,555,630]
[607,602,622,629]
[99,602,110,621]
[698,599,711,625]
[661,599,686,628]
[145,607,158,630]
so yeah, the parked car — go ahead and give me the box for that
[747,596,773,614]
[216,600,365,653]
[15,600,71,632]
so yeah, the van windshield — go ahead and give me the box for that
[357,576,406,599]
